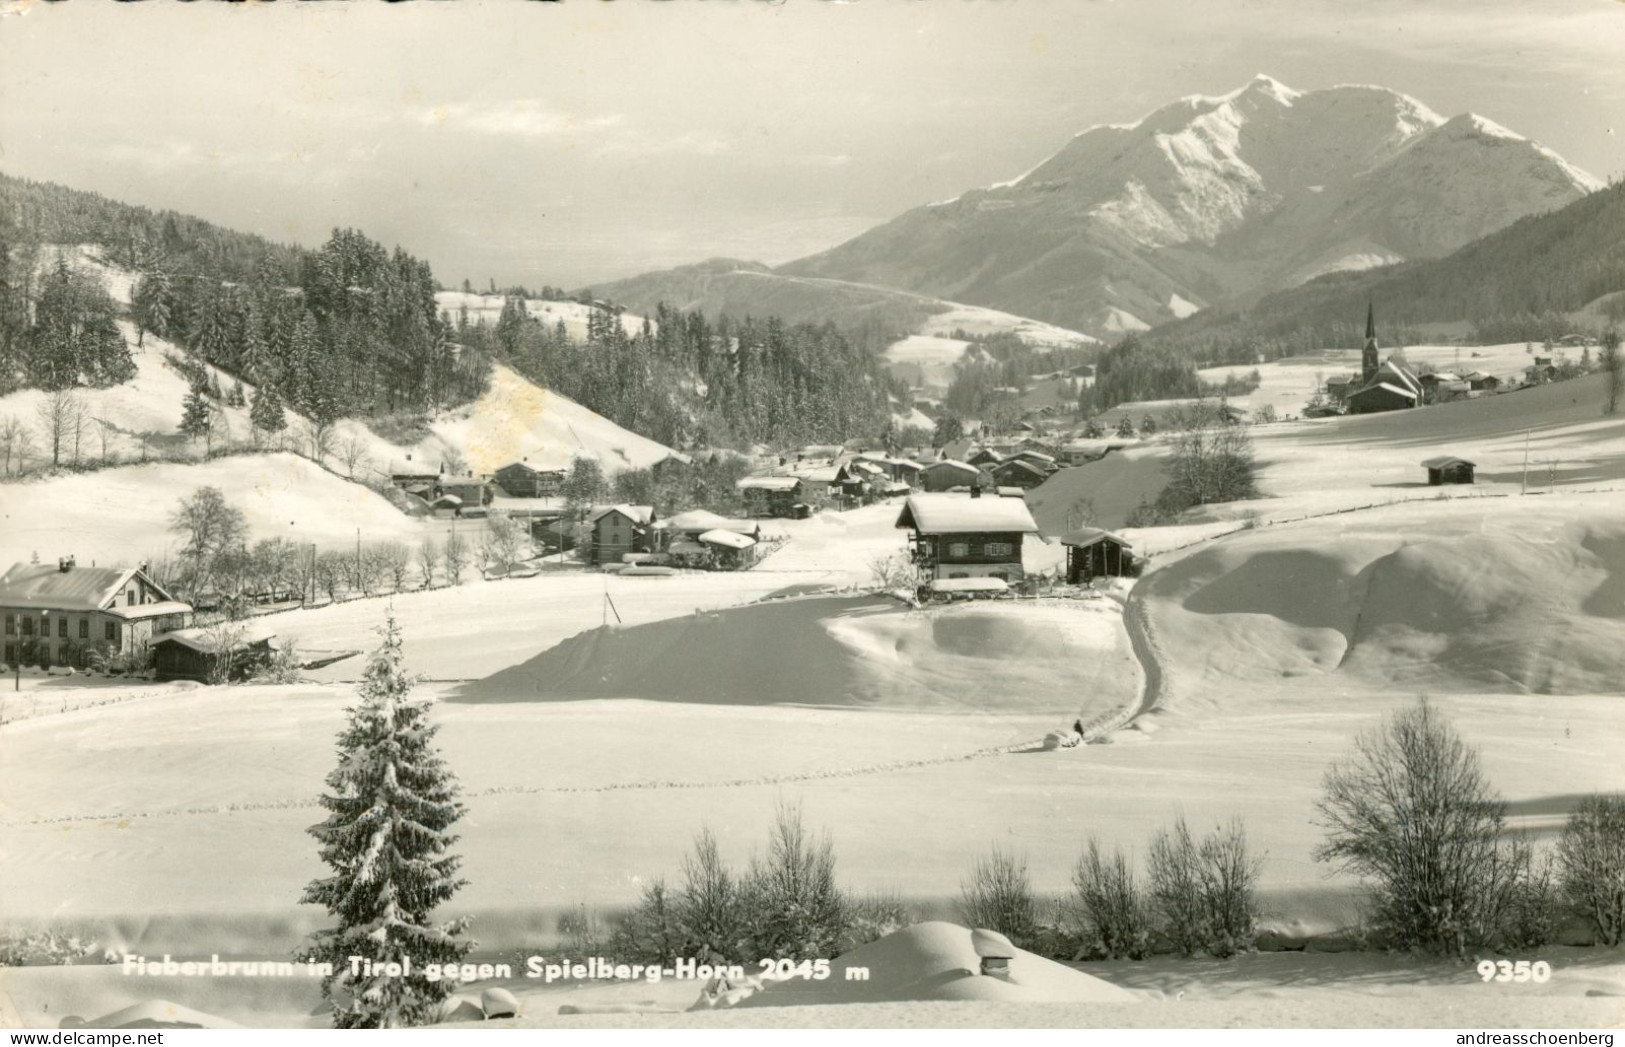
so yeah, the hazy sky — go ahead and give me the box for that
[2,0,1622,289]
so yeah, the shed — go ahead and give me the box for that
[152,624,277,683]
[1421,455,1476,485]
[1058,528,1137,583]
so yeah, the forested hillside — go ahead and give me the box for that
[1143,179,1625,361]
[460,298,897,449]
[1,173,898,453]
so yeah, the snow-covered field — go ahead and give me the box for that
[3,323,1624,1028]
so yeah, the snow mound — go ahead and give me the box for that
[1143,504,1625,697]
[74,999,241,1030]
[715,921,1136,1007]
[459,594,1139,714]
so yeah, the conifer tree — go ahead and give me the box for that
[250,382,287,438]
[299,614,471,1029]
[179,385,212,444]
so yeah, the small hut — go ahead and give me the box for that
[1059,528,1137,583]
[1421,455,1476,485]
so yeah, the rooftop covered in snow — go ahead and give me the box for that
[895,493,1040,535]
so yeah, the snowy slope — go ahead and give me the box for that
[433,291,649,341]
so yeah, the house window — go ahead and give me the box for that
[105,621,118,643]
[3,643,13,664]
[3,614,12,635]
[985,542,1013,557]
[20,617,33,637]
[127,589,136,605]
[79,618,89,639]
[947,542,970,558]
[58,617,68,638]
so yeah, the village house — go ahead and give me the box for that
[1059,529,1138,584]
[990,458,1051,490]
[966,447,1003,468]
[432,475,492,517]
[1,558,193,670]
[1421,455,1476,485]
[492,457,568,499]
[919,459,984,492]
[651,510,765,570]
[1465,371,1502,392]
[588,505,656,565]
[649,452,694,482]
[790,464,840,507]
[894,490,1040,590]
[1007,449,1058,471]
[737,476,808,518]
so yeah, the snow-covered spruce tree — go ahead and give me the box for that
[298,613,471,1028]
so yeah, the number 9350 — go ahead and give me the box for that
[1477,959,1551,983]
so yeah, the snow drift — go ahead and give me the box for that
[1142,502,1625,697]
[458,594,1139,713]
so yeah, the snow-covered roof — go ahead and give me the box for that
[994,459,1049,478]
[432,493,464,507]
[793,465,840,483]
[738,476,803,492]
[1057,528,1132,549]
[895,494,1040,535]
[921,459,981,476]
[388,458,441,477]
[1420,456,1476,469]
[0,562,176,612]
[154,621,277,654]
[105,600,195,621]
[698,529,757,550]
[589,504,654,526]
[495,456,571,475]
[654,509,755,534]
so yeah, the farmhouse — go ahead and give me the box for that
[895,491,1039,586]
[791,464,840,507]
[649,452,694,481]
[652,510,763,572]
[1465,371,1502,392]
[919,459,983,492]
[388,455,441,489]
[588,505,656,565]
[1,559,193,670]
[1059,529,1137,583]
[1421,455,1476,485]
[492,457,567,499]
[152,623,278,683]
[737,476,808,518]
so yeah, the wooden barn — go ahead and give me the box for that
[894,490,1039,586]
[152,624,277,683]
[1059,529,1137,583]
[1421,455,1476,485]
[919,459,983,492]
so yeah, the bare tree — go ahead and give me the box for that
[202,619,248,686]
[168,486,249,599]
[338,431,374,480]
[376,541,413,591]
[481,514,525,573]
[0,414,35,476]
[94,417,120,464]
[34,389,84,469]
[444,528,469,584]
[302,417,336,464]
[415,539,440,589]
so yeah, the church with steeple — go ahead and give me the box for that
[1345,302,1422,414]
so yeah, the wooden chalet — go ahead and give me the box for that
[894,491,1039,587]
[791,464,839,507]
[1,559,192,670]
[1059,529,1137,583]
[990,458,1050,490]
[388,454,441,488]
[652,510,763,572]
[588,505,655,565]
[492,457,567,498]
[737,476,808,518]
[1421,455,1476,485]
[649,452,694,481]
[919,459,983,492]
[1465,371,1502,392]
[966,447,1003,468]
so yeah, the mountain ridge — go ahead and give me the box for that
[778,76,1599,338]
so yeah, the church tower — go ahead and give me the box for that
[1361,302,1379,385]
